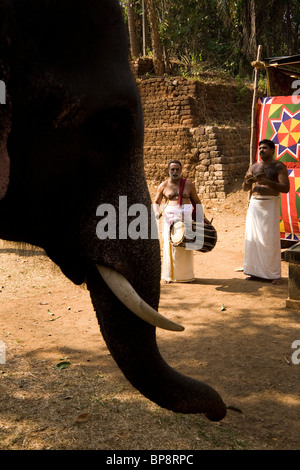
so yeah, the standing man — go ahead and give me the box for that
[242,139,290,284]
[153,160,203,284]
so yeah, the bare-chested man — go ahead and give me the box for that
[242,139,290,284]
[154,160,202,284]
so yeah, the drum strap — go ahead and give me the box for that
[178,178,186,206]
[178,178,197,221]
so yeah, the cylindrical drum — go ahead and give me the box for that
[170,220,217,252]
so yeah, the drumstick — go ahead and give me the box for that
[158,199,169,218]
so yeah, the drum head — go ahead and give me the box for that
[170,220,185,246]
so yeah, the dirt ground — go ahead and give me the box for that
[0,186,299,451]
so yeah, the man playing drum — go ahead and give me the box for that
[153,160,203,284]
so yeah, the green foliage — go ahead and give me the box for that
[235,74,250,105]
[258,76,268,95]
[122,0,300,79]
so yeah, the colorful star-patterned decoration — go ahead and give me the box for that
[256,96,300,240]
[279,169,300,240]
[270,108,300,160]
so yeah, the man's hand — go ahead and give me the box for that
[242,172,255,191]
[245,173,256,183]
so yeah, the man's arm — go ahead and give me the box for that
[242,166,255,191]
[153,182,166,218]
[189,181,201,205]
[188,181,207,222]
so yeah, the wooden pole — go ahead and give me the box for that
[249,45,262,166]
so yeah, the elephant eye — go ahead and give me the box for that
[84,107,133,159]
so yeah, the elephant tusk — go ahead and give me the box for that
[96,265,184,332]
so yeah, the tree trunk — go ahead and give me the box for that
[127,1,139,58]
[285,0,292,55]
[241,0,257,61]
[249,0,257,59]
[144,0,164,75]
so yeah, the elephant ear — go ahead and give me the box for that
[0,0,13,200]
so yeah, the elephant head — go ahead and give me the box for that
[0,0,226,421]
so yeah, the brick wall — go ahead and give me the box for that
[136,75,252,201]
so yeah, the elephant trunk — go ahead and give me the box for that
[86,267,227,422]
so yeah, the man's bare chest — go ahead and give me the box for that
[252,162,279,181]
[163,183,189,200]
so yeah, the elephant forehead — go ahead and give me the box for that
[10,0,138,118]
[12,0,130,73]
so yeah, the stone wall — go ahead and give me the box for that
[136,75,252,201]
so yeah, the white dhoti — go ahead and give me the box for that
[244,195,281,280]
[161,204,195,282]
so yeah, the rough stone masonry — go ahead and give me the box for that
[135,73,252,202]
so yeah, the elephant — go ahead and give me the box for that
[0,0,227,421]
